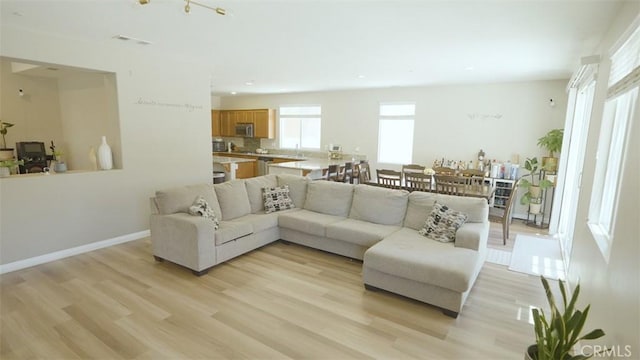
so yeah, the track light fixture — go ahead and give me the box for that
[138,0,225,15]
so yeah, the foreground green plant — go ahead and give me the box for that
[531,276,605,360]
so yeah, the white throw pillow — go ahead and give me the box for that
[263,185,295,214]
[188,196,220,229]
[419,202,467,242]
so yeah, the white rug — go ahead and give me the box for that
[509,235,565,280]
[486,248,511,266]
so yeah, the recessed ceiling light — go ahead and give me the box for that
[230,91,237,95]
[245,81,254,86]
[357,75,366,79]
[465,66,475,71]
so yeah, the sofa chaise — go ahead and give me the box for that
[150,174,489,317]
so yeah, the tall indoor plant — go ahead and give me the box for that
[537,128,564,172]
[520,157,553,214]
[527,276,605,360]
[0,120,15,161]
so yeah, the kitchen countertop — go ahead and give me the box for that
[213,152,307,161]
[268,158,348,171]
[213,156,256,164]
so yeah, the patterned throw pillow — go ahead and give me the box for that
[418,202,467,242]
[263,185,296,214]
[188,196,220,229]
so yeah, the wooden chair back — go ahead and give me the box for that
[376,169,402,189]
[325,164,340,181]
[404,172,433,192]
[357,161,371,184]
[340,162,354,183]
[489,178,521,245]
[461,169,486,190]
[401,164,426,182]
[433,166,456,175]
[434,175,468,196]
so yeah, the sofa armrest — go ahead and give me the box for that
[454,221,489,251]
[150,213,217,272]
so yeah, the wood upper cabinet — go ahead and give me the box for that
[218,109,275,138]
[211,110,221,137]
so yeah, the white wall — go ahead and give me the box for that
[565,3,639,355]
[221,80,567,217]
[0,27,213,265]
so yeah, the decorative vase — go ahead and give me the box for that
[54,162,67,173]
[525,344,537,360]
[89,146,98,171]
[529,202,543,215]
[97,136,113,170]
[0,167,10,177]
[529,185,542,199]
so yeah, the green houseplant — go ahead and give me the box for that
[0,120,15,161]
[537,128,564,172]
[527,276,605,360]
[520,157,553,213]
[0,158,23,177]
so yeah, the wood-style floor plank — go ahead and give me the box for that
[1,221,548,359]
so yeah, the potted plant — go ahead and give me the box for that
[520,157,553,214]
[0,159,24,177]
[537,128,564,172]
[527,275,605,360]
[0,120,15,161]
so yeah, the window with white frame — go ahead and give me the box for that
[279,105,321,150]
[588,21,640,262]
[377,103,415,164]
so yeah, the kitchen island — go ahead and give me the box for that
[268,158,351,180]
[213,155,256,180]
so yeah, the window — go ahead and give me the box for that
[377,103,415,164]
[588,21,640,262]
[279,105,321,150]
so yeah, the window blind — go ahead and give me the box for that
[608,20,640,96]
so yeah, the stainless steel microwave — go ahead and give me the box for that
[235,123,254,137]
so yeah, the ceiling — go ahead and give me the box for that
[0,0,625,96]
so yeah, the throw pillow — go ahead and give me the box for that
[263,185,295,214]
[418,202,467,242]
[188,196,220,229]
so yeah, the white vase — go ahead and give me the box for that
[97,136,113,170]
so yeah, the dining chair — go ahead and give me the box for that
[401,164,426,182]
[461,169,486,190]
[324,164,340,181]
[434,175,468,196]
[404,172,433,192]
[339,162,354,183]
[357,161,371,184]
[376,169,402,189]
[489,178,521,245]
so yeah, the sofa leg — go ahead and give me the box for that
[192,268,210,276]
[153,255,164,262]
[364,283,379,291]
[442,309,459,318]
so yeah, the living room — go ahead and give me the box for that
[1,1,638,359]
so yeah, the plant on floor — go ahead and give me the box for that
[520,157,553,206]
[528,276,605,360]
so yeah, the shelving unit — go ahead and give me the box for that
[491,178,515,209]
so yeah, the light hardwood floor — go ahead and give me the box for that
[1,221,550,359]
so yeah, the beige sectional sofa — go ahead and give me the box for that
[150,174,489,317]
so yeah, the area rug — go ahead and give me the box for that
[509,235,566,281]
[486,248,511,266]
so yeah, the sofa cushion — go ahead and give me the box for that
[277,174,309,209]
[263,185,295,213]
[188,196,220,229]
[230,209,297,233]
[433,194,488,223]
[326,219,401,248]
[419,202,468,243]
[215,221,253,246]
[214,180,252,220]
[155,183,222,220]
[349,185,409,226]
[304,181,354,217]
[364,228,479,293]
[244,175,278,213]
[404,191,437,230]
[278,209,345,237]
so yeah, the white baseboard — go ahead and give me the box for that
[0,230,150,274]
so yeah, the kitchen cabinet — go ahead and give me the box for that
[211,110,221,137]
[218,109,275,138]
[234,161,255,179]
